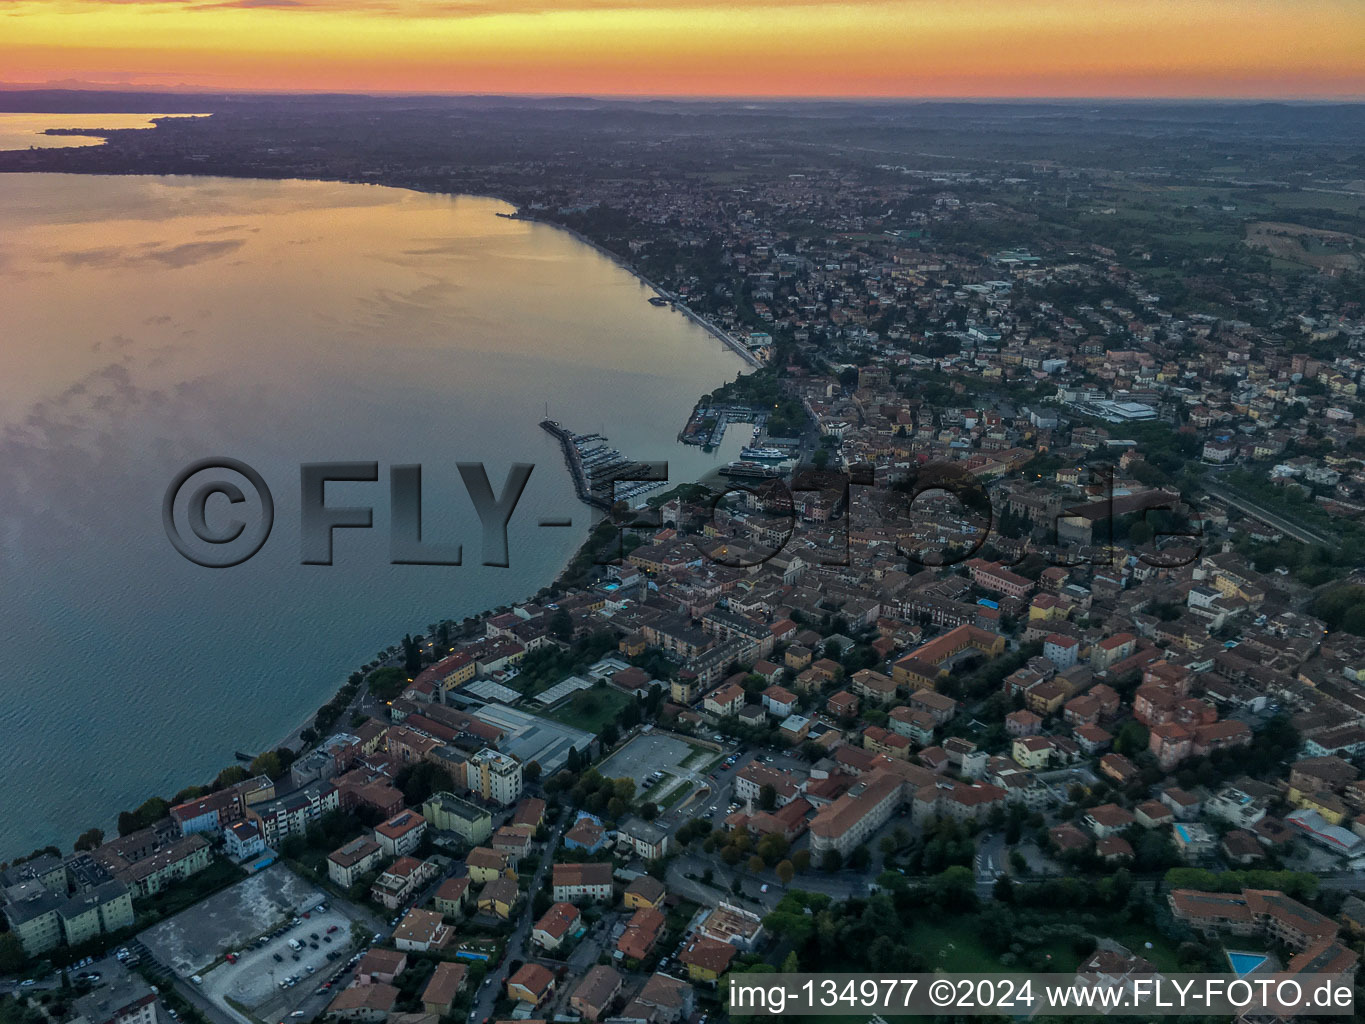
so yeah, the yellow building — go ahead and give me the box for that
[680,937,736,982]
[622,875,666,911]
[889,658,940,692]
[476,878,519,920]
[1024,682,1067,716]
[1011,737,1052,770]
[465,847,515,885]
[1289,791,1348,826]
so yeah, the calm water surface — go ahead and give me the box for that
[0,112,208,151]
[0,172,747,853]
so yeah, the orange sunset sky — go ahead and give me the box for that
[2,0,1363,98]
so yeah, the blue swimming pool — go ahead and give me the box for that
[1227,951,1269,975]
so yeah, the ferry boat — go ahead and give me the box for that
[740,446,786,460]
[721,460,782,479]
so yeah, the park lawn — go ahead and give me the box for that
[901,918,1081,974]
[904,918,1002,972]
[548,687,631,733]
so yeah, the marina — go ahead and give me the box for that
[540,419,668,510]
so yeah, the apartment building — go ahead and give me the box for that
[809,771,904,858]
[327,837,383,889]
[552,862,614,903]
[422,791,493,844]
[374,810,427,857]
[469,748,524,806]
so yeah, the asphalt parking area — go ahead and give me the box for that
[140,865,323,977]
[599,733,695,788]
[201,906,360,1019]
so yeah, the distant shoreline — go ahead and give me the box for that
[501,210,763,369]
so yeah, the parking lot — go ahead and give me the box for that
[599,733,700,789]
[199,905,363,1023]
[137,864,378,1024]
[140,865,326,977]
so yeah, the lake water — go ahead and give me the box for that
[0,113,208,151]
[0,171,748,854]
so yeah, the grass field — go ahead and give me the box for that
[548,687,632,733]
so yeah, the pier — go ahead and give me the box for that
[540,419,665,512]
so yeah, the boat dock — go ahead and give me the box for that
[540,419,665,511]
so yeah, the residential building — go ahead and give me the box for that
[678,936,736,982]
[422,792,493,844]
[328,837,384,889]
[571,966,623,1022]
[374,811,427,858]
[420,962,467,1016]
[433,877,470,918]
[392,907,452,952]
[507,963,556,1006]
[532,902,581,951]
[469,748,524,806]
[552,862,614,903]
[617,906,665,961]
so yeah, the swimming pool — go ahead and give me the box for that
[1227,951,1269,975]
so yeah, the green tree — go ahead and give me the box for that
[549,609,574,641]
[366,666,410,701]
[0,932,26,972]
[216,765,250,788]
[932,865,978,911]
[402,633,422,674]
[775,860,795,885]
[249,751,284,780]
[73,828,104,852]
[1114,720,1149,757]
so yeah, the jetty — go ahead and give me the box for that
[540,420,666,511]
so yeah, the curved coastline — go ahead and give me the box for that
[249,190,759,760]
[0,163,758,852]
